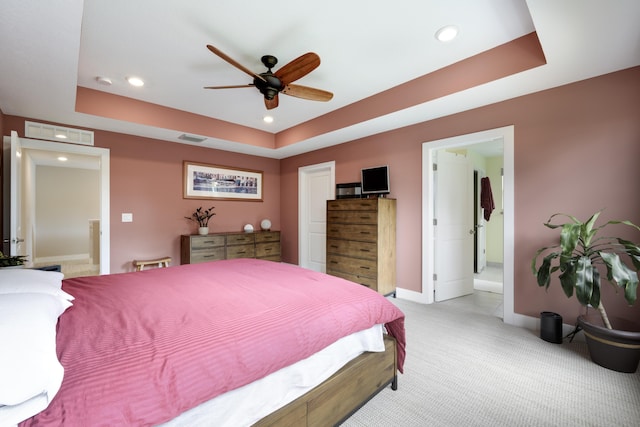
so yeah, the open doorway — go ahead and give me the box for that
[422,126,515,325]
[3,134,110,276]
[473,157,504,297]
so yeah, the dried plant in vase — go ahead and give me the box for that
[185,206,216,235]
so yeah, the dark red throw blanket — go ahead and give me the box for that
[22,259,405,427]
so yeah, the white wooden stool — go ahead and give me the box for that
[133,257,171,271]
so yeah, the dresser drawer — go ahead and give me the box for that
[326,239,377,260]
[326,210,378,225]
[326,224,377,243]
[190,247,226,263]
[227,233,255,245]
[327,199,378,211]
[255,231,280,243]
[256,242,280,258]
[326,254,377,278]
[326,269,378,289]
[190,235,225,248]
[226,244,255,259]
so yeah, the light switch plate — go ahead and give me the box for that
[122,213,133,222]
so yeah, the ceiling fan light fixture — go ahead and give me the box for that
[436,25,458,42]
[264,87,278,100]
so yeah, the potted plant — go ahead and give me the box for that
[185,206,216,235]
[0,251,27,268]
[531,210,640,372]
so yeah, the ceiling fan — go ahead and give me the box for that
[204,44,333,110]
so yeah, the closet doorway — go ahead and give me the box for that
[422,126,515,325]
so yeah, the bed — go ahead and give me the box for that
[0,259,405,426]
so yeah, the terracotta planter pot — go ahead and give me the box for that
[577,314,640,373]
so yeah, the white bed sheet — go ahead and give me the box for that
[0,393,48,427]
[159,324,385,427]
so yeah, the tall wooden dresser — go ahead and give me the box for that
[326,198,396,296]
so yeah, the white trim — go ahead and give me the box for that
[421,126,515,325]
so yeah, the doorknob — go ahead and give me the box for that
[469,229,475,235]
[13,238,25,243]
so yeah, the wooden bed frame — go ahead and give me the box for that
[254,335,398,427]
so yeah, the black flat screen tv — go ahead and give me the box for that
[361,165,390,196]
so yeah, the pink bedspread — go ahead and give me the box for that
[21,259,405,427]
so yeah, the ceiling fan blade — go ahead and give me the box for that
[204,84,255,89]
[265,94,279,110]
[206,44,266,83]
[282,84,333,102]
[274,52,320,85]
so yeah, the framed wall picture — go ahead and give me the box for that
[183,161,263,201]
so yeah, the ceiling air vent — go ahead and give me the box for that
[25,121,94,146]
[178,134,207,143]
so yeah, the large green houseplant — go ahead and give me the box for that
[531,210,640,372]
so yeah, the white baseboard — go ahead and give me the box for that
[35,253,90,264]
[395,287,431,304]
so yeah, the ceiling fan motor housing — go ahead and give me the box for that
[254,73,283,100]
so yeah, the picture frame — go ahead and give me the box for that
[183,161,263,201]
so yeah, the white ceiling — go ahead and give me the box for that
[1,0,639,159]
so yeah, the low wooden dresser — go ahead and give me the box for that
[181,231,281,264]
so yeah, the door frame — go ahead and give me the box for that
[298,161,335,269]
[421,126,515,325]
[3,135,111,274]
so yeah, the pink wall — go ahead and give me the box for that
[1,117,281,273]
[2,67,639,326]
[280,66,640,325]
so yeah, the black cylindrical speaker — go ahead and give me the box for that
[540,311,563,344]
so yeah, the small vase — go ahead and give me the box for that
[198,227,209,235]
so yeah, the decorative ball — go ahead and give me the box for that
[260,219,272,231]
[243,224,254,232]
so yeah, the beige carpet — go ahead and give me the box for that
[342,295,640,427]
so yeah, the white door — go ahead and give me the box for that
[2,131,26,259]
[298,162,335,272]
[434,150,474,301]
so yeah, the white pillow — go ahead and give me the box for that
[0,269,73,301]
[0,292,72,407]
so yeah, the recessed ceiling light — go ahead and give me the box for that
[127,76,145,87]
[435,25,458,42]
[263,115,274,124]
[57,156,68,162]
